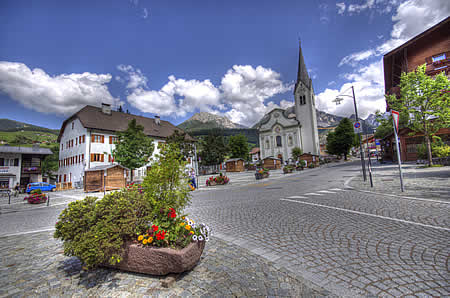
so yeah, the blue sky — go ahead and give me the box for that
[0,0,448,129]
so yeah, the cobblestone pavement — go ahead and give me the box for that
[0,231,328,297]
[348,162,450,202]
[185,163,450,297]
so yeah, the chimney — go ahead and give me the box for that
[155,115,160,125]
[101,103,112,115]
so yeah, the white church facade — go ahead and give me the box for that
[257,43,320,162]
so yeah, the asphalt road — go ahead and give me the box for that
[1,161,448,296]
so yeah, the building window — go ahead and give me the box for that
[276,136,282,147]
[82,154,84,164]
[288,135,293,146]
[92,134,104,143]
[83,135,85,143]
[432,53,446,62]
[91,153,104,162]
[265,139,270,149]
[72,122,74,129]
[109,136,119,144]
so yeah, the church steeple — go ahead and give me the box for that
[295,41,312,94]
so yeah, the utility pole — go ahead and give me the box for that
[352,86,367,182]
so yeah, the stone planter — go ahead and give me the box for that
[105,241,205,275]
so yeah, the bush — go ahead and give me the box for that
[417,139,450,159]
[24,193,47,204]
[206,173,230,186]
[308,163,315,168]
[30,189,42,194]
[54,143,210,269]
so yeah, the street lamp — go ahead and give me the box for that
[334,86,367,182]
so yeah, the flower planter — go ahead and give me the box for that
[105,241,205,275]
[24,194,48,204]
[296,167,304,171]
[255,173,263,180]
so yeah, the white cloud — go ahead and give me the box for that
[328,80,336,86]
[339,49,376,67]
[336,2,346,14]
[316,60,386,118]
[0,61,120,116]
[348,0,375,13]
[221,65,293,126]
[142,8,148,19]
[319,3,330,24]
[117,64,292,126]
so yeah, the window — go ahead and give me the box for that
[71,140,73,147]
[91,153,104,162]
[82,154,84,164]
[83,135,85,143]
[265,139,270,149]
[76,138,78,146]
[72,122,74,129]
[432,53,446,62]
[109,136,119,144]
[276,136,282,147]
[288,135,293,146]
[92,134,104,143]
[61,143,64,151]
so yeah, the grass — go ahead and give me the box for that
[417,164,444,168]
[0,130,57,144]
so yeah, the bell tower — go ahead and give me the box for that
[294,42,320,155]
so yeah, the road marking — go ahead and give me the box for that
[318,190,336,194]
[329,188,344,191]
[280,198,450,232]
[288,196,308,199]
[304,193,323,196]
[0,227,56,238]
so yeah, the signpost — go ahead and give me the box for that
[353,121,362,133]
[391,110,405,192]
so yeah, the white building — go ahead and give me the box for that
[57,104,195,187]
[0,145,53,189]
[257,43,320,162]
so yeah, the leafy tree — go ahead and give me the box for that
[112,119,154,181]
[387,64,450,166]
[198,130,227,166]
[41,143,59,181]
[326,118,355,160]
[374,110,409,139]
[291,147,303,161]
[166,130,195,161]
[228,134,249,159]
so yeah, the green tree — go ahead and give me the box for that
[166,130,195,161]
[227,134,248,159]
[387,64,450,166]
[41,143,59,181]
[112,119,154,181]
[291,147,303,161]
[198,130,227,166]
[326,118,355,160]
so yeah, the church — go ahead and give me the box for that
[257,43,320,163]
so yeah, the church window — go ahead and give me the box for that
[288,135,293,146]
[265,139,270,149]
[276,136,282,147]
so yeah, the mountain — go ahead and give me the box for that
[178,112,247,131]
[364,113,379,127]
[316,110,343,128]
[0,119,59,134]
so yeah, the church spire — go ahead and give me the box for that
[295,40,311,93]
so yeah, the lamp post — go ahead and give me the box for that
[333,86,367,182]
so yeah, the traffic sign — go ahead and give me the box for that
[353,121,362,133]
[392,110,400,132]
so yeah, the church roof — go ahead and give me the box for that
[294,42,312,93]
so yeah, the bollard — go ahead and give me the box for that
[47,194,50,206]
[8,191,11,204]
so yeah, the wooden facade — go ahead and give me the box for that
[263,157,281,169]
[225,158,245,172]
[84,164,127,192]
[300,153,319,167]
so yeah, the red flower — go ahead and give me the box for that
[156,230,166,240]
[152,225,159,232]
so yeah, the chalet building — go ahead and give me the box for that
[382,17,450,162]
[0,145,53,189]
[57,104,194,187]
[384,16,450,107]
[256,42,320,163]
[249,147,260,163]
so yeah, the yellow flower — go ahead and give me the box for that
[148,237,153,244]
[182,216,185,220]
[185,225,191,230]
[138,235,144,241]
[190,231,194,235]
[143,239,148,245]
[180,222,185,226]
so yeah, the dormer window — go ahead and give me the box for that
[432,53,446,62]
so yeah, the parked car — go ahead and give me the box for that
[26,182,56,193]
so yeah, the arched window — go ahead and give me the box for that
[265,139,270,149]
[288,135,293,146]
[276,136,282,147]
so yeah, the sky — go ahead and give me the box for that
[0,0,449,129]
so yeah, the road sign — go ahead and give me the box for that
[392,110,400,132]
[353,121,362,133]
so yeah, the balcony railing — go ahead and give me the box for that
[22,167,41,173]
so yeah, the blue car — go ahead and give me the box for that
[26,182,56,193]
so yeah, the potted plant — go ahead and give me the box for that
[54,143,210,275]
[296,160,306,171]
[283,165,294,174]
[255,168,269,179]
[206,173,229,186]
[24,189,48,204]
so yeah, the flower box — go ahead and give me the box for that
[104,240,205,275]
[24,193,48,204]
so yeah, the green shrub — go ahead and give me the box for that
[308,163,315,168]
[30,189,42,194]
[417,139,450,159]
